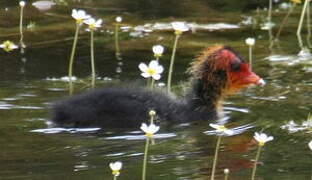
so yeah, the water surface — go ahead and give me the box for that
[0,0,311,179]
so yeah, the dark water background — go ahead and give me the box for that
[0,0,311,179]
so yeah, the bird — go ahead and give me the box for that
[50,45,265,128]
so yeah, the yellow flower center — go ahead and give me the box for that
[154,53,162,58]
[112,170,120,176]
[218,125,227,132]
[146,133,154,138]
[175,30,182,35]
[76,19,84,25]
[291,0,301,4]
[89,24,96,30]
[2,41,14,52]
[147,68,156,75]
[258,141,265,146]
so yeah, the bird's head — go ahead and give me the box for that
[189,45,264,96]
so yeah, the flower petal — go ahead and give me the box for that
[141,73,151,78]
[209,123,220,130]
[224,129,234,135]
[138,63,148,72]
[152,74,161,80]
[155,65,164,74]
[149,60,159,69]
[140,123,148,133]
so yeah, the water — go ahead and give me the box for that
[0,0,311,179]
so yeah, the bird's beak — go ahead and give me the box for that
[244,72,266,86]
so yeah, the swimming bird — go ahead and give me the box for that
[51,45,265,128]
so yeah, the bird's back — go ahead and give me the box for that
[51,87,184,128]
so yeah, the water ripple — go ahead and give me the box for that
[105,133,177,140]
[30,127,101,134]
[204,124,254,136]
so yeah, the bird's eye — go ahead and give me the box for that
[230,62,241,71]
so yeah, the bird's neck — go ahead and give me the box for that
[185,77,227,118]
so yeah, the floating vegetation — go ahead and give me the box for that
[31,127,101,134]
[32,1,56,11]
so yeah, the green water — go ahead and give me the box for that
[0,0,311,179]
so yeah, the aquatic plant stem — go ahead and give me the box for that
[268,0,272,22]
[306,0,311,47]
[150,113,155,124]
[297,0,309,48]
[68,23,80,93]
[251,145,262,180]
[142,138,150,180]
[115,23,120,56]
[90,29,96,88]
[224,173,229,180]
[150,79,155,90]
[210,136,222,180]
[19,3,25,49]
[275,4,295,40]
[167,34,180,93]
[249,46,253,70]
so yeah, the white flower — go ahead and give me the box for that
[224,168,230,174]
[171,21,189,35]
[84,18,103,30]
[138,60,164,80]
[245,37,255,46]
[309,141,312,150]
[19,1,26,7]
[152,45,164,58]
[0,40,18,52]
[116,16,122,23]
[209,123,234,136]
[253,132,274,146]
[71,9,91,24]
[140,123,160,138]
[109,161,122,176]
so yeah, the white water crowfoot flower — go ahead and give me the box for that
[245,37,256,46]
[109,161,122,176]
[0,41,18,52]
[116,16,122,23]
[171,21,190,35]
[254,132,274,146]
[72,9,91,25]
[139,60,164,80]
[84,18,103,31]
[209,123,234,136]
[308,140,312,150]
[19,1,26,7]
[140,123,160,138]
[152,45,164,58]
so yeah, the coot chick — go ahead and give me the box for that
[51,45,264,128]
